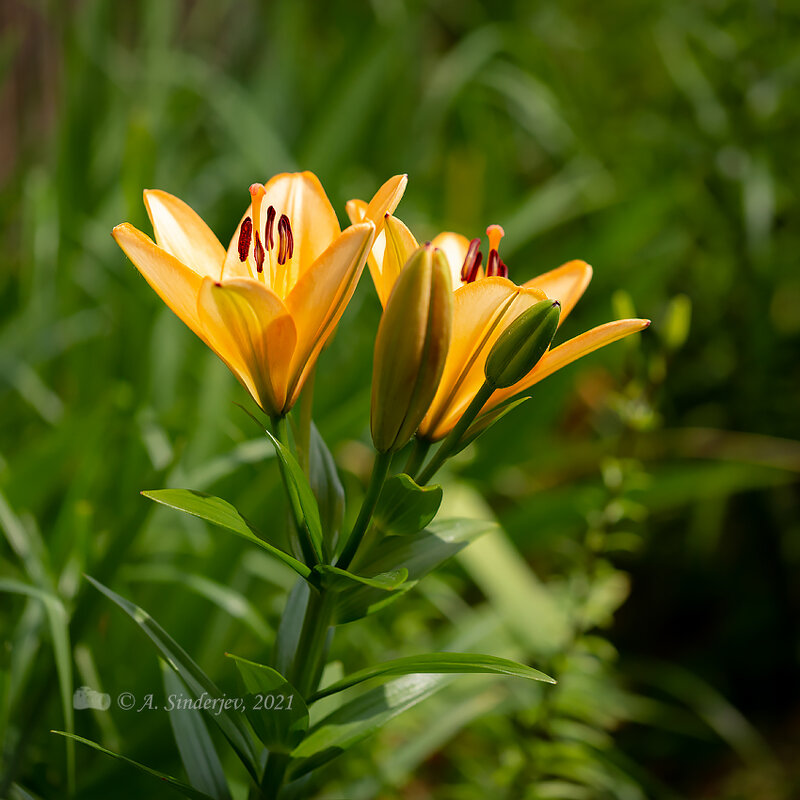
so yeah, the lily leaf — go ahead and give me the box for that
[309,652,555,701]
[373,474,442,535]
[84,576,261,782]
[162,663,232,800]
[226,655,309,753]
[335,518,496,623]
[52,732,216,800]
[143,489,310,579]
[265,430,325,563]
[287,674,454,779]
[314,565,408,593]
[308,423,345,555]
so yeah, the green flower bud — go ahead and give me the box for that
[371,244,453,453]
[485,299,561,389]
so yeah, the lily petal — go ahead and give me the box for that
[143,190,226,279]
[222,172,341,289]
[362,174,408,238]
[373,215,418,307]
[486,318,651,410]
[196,278,297,415]
[419,278,546,440]
[285,221,375,404]
[112,223,207,342]
[524,260,593,324]
[431,232,471,288]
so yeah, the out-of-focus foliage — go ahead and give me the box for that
[1,1,798,798]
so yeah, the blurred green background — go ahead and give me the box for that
[1,1,799,798]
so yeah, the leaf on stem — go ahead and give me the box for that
[265,430,326,563]
[142,489,311,579]
[226,655,309,753]
[309,652,555,702]
[373,474,442,535]
[84,576,261,781]
[52,732,216,800]
[313,565,408,592]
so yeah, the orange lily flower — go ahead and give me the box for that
[346,204,649,441]
[113,172,407,417]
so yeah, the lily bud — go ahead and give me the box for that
[371,245,453,452]
[485,299,561,388]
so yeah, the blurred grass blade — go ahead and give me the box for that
[0,579,74,793]
[226,655,309,753]
[162,664,232,800]
[142,489,311,579]
[309,652,555,702]
[84,575,261,781]
[124,564,272,643]
[52,732,216,800]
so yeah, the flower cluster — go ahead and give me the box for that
[114,171,649,445]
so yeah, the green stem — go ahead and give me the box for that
[404,437,431,479]
[416,381,495,485]
[271,415,318,566]
[261,587,334,797]
[336,450,393,570]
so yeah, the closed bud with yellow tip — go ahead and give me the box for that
[485,299,561,389]
[371,244,453,452]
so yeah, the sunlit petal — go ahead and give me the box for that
[486,318,651,410]
[524,260,593,324]
[285,221,375,404]
[143,190,226,279]
[196,277,297,415]
[373,215,419,307]
[431,232,471,288]
[362,174,408,238]
[419,278,546,439]
[112,223,207,342]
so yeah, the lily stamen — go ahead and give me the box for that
[265,205,276,250]
[237,217,252,262]
[460,238,483,283]
[277,214,294,266]
[253,230,265,273]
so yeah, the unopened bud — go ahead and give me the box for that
[371,245,453,452]
[485,299,561,388]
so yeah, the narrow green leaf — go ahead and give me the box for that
[272,579,309,677]
[226,655,308,753]
[142,489,310,579]
[52,732,215,800]
[314,565,408,592]
[373,474,442,535]
[335,518,496,623]
[288,674,454,778]
[265,430,325,563]
[310,652,555,701]
[162,664,232,800]
[84,576,261,782]
[308,423,345,554]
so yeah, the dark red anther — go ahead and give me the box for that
[460,238,482,283]
[497,258,508,279]
[265,205,276,250]
[486,249,499,277]
[238,217,252,262]
[277,214,293,265]
[253,231,265,273]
